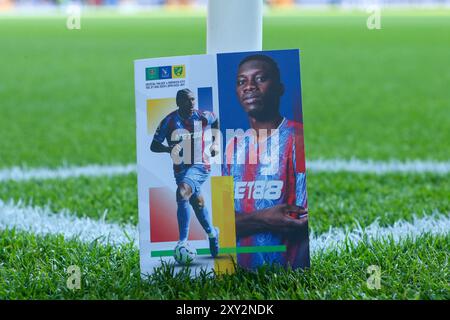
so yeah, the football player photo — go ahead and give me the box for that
[150,88,220,264]
[218,50,310,270]
[135,50,309,277]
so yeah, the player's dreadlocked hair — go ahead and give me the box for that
[238,54,281,83]
[176,88,193,106]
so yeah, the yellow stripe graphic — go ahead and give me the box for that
[211,176,236,274]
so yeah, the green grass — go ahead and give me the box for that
[0,14,449,168]
[1,172,448,233]
[0,174,139,225]
[0,10,449,300]
[0,230,448,299]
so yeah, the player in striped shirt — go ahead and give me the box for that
[151,89,219,258]
[223,55,309,270]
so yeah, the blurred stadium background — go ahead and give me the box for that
[1,0,449,13]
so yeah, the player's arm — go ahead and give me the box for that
[209,119,220,157]
[150,139,171,153]
[235,204,308,238]
[150,117,173,154]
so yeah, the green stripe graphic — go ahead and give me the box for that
[151,245,286,257]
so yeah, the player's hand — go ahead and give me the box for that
[209,143,220,157]
[259,204,308,235]
[170,143,183,161]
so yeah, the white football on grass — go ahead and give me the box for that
[174,241,197,265]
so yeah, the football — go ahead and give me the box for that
[174,241,197,265]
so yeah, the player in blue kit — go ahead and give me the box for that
[150,88,219,258]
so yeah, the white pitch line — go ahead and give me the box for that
[0,200,448,254]
[0,159,449,182]
[0,200,137,247]
[0,163,136,182]
[310,212,450,254]
[307,159,450,175]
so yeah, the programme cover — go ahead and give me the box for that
[134,49,309,277]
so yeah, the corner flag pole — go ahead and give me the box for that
[207,0,263,54]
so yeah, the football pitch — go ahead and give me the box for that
[0,8,449,299]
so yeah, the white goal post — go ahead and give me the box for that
[207,0,263,54]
